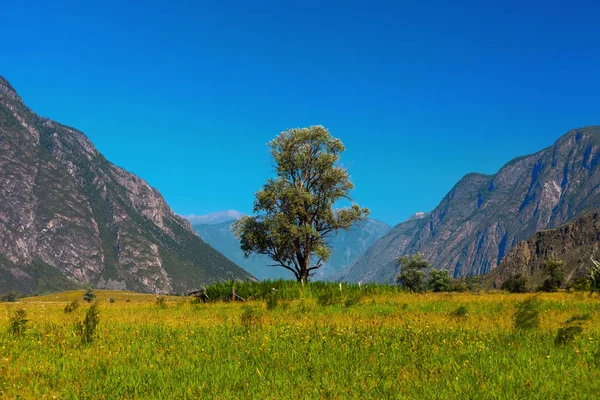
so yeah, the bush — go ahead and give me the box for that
[343,292,363,307]
[502,273,528,293]
[396,254,430,293]
[514,297,540,330]
[1,291,19,302]
[9,309,28,336]
[568,276,590,292]
[429,269,453,292]
[266,293,279,310]
[156,296,167,308]
[538,259,564,292]
[108,298,115,303]
[317,291,338,306]
[589,258,600,294]
[240,306,263,329]
[83,289,96,303]
[450,279,469,293]
[64,299,80,313]
[75,302,100,344]
[451,305,469,318]
[554,314,589,346]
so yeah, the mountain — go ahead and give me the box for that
[0,75,252,294]
[190,213,390,281]
[486,212,600,288]
[337,127,600,283]
[185,210,246,225]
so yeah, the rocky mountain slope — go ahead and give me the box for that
[337,127,600,283]
[191,213,390,281]
[486,212,600,288]
[0,75,252,294]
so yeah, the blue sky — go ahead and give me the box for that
[2,0,599,225]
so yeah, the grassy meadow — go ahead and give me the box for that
[0,286,599,399]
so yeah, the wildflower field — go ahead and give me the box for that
[1,286,599,399]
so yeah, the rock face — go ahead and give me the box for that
[486,213,600,288]
[0,75,252,294]
[191,214,390,281]
[337,127,600,283]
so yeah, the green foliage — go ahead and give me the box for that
[108,297,115,303]
[1,291,19,302]
[502,273,528,293]
[555,314,589,346]
[451,305,469,318]
[450,279,469,293]
[156,296,167,308]
[9,309,27,336]
[83,288,96,303]
[589,258,600,294]
[233,126,369,282]
[265,293,279,310]
[64,299,80,313]
[429,269,453,292]
[396,254,430,293]
[514,297,540,330]
[539,259,565,292]
[568,275,590,292]
[317,291,338,306]
[240,306,263,329]
[75,302,100,344]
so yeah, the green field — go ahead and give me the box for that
[1,289,599,399]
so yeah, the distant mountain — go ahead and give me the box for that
[337,127,600,283]
[185,210,246,225]
[486,212,600,289]
[190,213,390,281]
[0,75,252,294]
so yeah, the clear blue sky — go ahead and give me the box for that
[2,0,599,225]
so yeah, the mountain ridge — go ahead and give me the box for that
[0,75,252,294]
[336,127,600,283]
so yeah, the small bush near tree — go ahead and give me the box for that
[83,289,96,303]
[502,273,528,293]
[396,254,430,293]
[538,259,564,292]
[450,279,469,293]
[429,269,453,292]
[1,291,19,302]
[9,309,28,336]
[75,302,100,344]
[514,297,540,330]
[64,299,80,313]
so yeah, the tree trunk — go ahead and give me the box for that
[298,254,311,283]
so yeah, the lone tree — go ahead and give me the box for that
[396,254,430,293]
[539,258,565,292]
[234,126,369,282]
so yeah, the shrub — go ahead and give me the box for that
[64,299,80,313]
[538,259,564,292]
[502,273,528,293]
[554,314,589,346]
[450,279,469,293]
[75,302,100,344]
[156,296,166,308]
[83,289,96,303]
[9,309,28,336]
[396,254,430,293]
[1,291,19,302]
[240,306,262,329]
[317,291,338,306]
[451,305,469,318]
[514,297,540,330]
[108,298,115,303]
[429,269,453,292]
[343,292,363,307]
[266,293,279,310]
[568,276,590,292]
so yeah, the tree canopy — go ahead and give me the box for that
[234,126,369,282]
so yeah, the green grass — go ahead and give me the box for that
[0,289,599,398]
